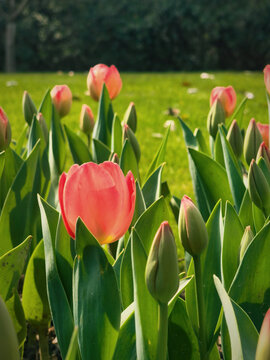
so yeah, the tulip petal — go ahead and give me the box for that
[58,172,75,238]
[105,65,122,100]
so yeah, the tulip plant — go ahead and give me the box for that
[1,63,270,360]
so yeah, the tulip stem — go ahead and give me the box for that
[194,255,208,360]
[38,326,49,360]
[87,134,90,148]
[157,302,168,360]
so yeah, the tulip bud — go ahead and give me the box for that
[255,308,270,360]
[0,107,12,151]
[50,85,72,118]
[256,142,270,170]
[210,86,237,117]
[248,159,270,213]
[145,221,179,304]
[264,65,270,95]
[22,91,37,125]
[178,195,208,256]
[207,99,226,138]
[123,124,141,163]
[109,152,119,164]
[239,226,254,262]
[243,119,263,165]
[79,104,95,136]
[36,112,49,144]
[123,102,137,133]
[87,64,122,101]
[257,122,269,147]
[226,119,243,158]
[0,296,20,360]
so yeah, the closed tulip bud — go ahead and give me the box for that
[0,296,20,360]
[244,118,263,165]
[178,195,208,256]
[123,124,141,163]
[256,308,270,360]
[264,65,270,95]
[210,86,237,117]
[79,104,95,135]
[227,119,243,158]
[248,159,270,213]
[256,142,270,170]
[37,112,49,144]
[257,122,269,147]
[239,226,254,262]
[123,102,137,133]
[22,91,37,125]
[109,152,120,164]
[207,99,226,138]
[87,64,122,101]
[0,107,11,151]
[50,85,72,118]
[145,221,179,304]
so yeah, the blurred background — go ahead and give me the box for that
[1,0,270,73]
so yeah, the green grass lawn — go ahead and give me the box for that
[0,71,268,201]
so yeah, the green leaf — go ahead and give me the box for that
[229,221,270,330]
[120,236,134,309]
[219,127,245,212]
[92,84,114,147]
[252,203,265,233]
[142,163,165,208]
[92,138,111,163]
[131,181,146,227]
[179,117,198,149]
[194,128,210,155]
[49,105,66,175]
[131,228,158,359]
[113,309,136,360]
[0,236,31,301]
[228,97,248,129]
[22,240,51,327]
[38,89,52,129]
[239,190,254,232]
[38,196,74,358]
[214,130,225,167]
[186,201,222,350]
[65,327,81,360]
[0,142,40,256]
[73,219,121,360]
[188,147,233,210]
[222,202,244,290]
[64,124,92,165]
[14,124,28,156]
[111,114,122,156]
[120,139,140,181]
[168,276,193,315]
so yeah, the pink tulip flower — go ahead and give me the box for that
[264,65,270,95]
[210,86,237,117]
[0,107,11,151]
[59,161,136,243]
[87,64,122,101]
[257,122,269,147]
[50,85,72,118]
[256,308,270,359]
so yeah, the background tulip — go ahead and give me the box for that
[79,104,95,136]
[210,86,236,117]
[256,308,270,360]
[264,65,270,95]
[0,107,12,151]
[257,122,269,147]
[59,161,136,243]
[50,85,72,118]
[87,64,122,101]
[244,118,263,165]
[22,91,37,125]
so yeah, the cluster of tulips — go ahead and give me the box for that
[1,63,270,360]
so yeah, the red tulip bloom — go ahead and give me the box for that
[256,308,270,359]
[59,161,136,243]
[210,86,237,117]
[50,85,72,118]
[257,122,269,147]
[264,65,270,95]
[87,64,122,101]
[0,107,11,151]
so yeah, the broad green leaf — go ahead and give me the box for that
[179,117,198,148]
[64,124,92,165]
[228,97,248,129]
[142,163,165,208]
[14,124,28,155]
[6,290,26,348]
[131,180,146,227]
[229,221,270,330]
[252,203,265,233]
[131,228,158,359]
[219,128,245,212]
[38,89,52,129]
[111,114,122,156]
[22,240,50,327]
[92,138,111,163]
[0,142,40,256]
[65,327,80,360]
[73,219,121,360]
[113,309,136,360]
[168,276,193,315]
[194,128,210,155]
[49,105,66,175]
[188,147,233,210]
[239,190,254,232]
[222,202,244,290]
[38,196,74,358]
[92,84,114,147]
[214,130,225,167]
[186,201,222,350]
[144,126,170,181]
[0,236,31,301]
[168,298,200,360]
[120,236,133,309]
[120,139,140,181]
